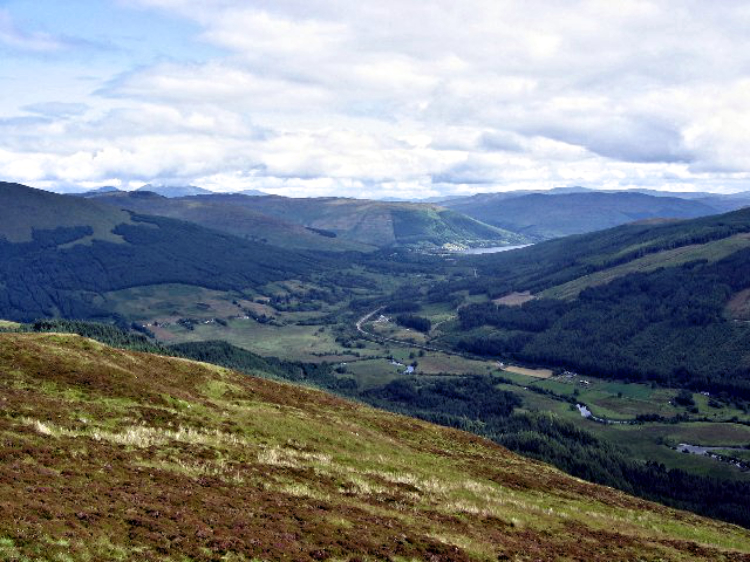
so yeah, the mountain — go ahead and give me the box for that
[188,194,529,249]
[237,188,268,196]
[0,182,322,321]
[81,185,121,195]
[425,206,750,398]
[85,190,371,252]
[443,191,720,240]
[0,330,746,561]
[135,184,214,197]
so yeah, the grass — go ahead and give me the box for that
[0,332,748,560]
[502,365,554,379]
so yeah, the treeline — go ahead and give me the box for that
[396,314,432,333]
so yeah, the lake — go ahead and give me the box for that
[460,244,532,255]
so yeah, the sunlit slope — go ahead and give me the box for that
[1,332,748,561]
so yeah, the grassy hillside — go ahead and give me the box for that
[87,191,373,252]
[1,332,748,561]
[189,194,528,249]
[444,191,719,240]
[0,183,324,322]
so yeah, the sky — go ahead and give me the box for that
[1,0,750,198]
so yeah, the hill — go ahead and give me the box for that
[0,182,133,244]
[189,194,528,249]
[0,182,322,322]
[443,191,720,240]
[0,331,747,561]
[419,207,750,397]
[86,191,371,252]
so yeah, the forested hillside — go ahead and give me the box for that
[0,183,323,322]
[427,208,750,396]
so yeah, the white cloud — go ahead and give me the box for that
[2,1,750,196]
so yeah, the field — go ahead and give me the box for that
[492,291,535,306]
[502,365,554,379]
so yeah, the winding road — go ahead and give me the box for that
[355,307,467,356]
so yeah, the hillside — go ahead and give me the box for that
[0,182,132,244]
[419,207,750,397]
[444,191,720,240]
[86,191,373,252]
[1,332,748,561]
[189,194,528,249]
[0,183,322,322]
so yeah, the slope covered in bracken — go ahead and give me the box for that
[1,333,749,561]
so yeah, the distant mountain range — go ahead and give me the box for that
[78,185,269,198]
[86,191,529,250]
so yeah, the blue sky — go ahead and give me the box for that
[1,1,750,197]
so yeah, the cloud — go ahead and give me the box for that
[0,10,82,53]
[22,102,90,118]
[2,0,750,196]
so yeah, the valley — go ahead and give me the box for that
[4,181,750,549]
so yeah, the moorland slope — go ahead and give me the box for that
[1,331,749,561]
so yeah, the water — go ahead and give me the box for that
[576,404,592,418]
[459,244,532,255]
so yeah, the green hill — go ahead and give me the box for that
[0,182,323,322]
[86,191,373,252]
[0,331,747,561]
[189,194,528,249]
[444,191,719,240]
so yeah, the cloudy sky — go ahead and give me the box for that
[1,0,750,198]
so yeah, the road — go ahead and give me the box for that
[355,307,473,357]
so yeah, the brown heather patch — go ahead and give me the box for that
[0,332,749,561]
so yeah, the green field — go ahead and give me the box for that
[490,369,750,481]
